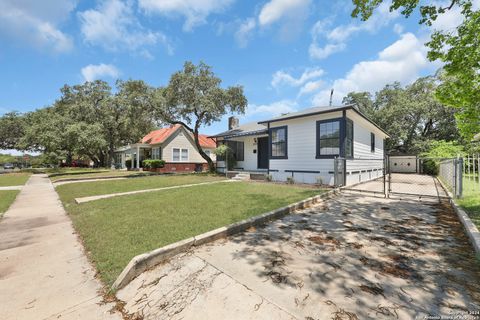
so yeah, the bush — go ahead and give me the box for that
[422,159,439,175]
[286,176,295,184]
[143,159,165,169]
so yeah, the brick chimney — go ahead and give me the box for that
[228,116,239,130]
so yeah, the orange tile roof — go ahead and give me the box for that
[141,125,216,148]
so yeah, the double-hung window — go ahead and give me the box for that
[316,118,354,158]
[317,120,341,156]
[152,147,161,159]
[270,126,287,159]
[172,148,188,162]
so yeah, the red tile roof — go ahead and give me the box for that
[141,125,216,148]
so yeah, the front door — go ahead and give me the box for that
[257,137,269,169]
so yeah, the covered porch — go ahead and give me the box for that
[114,143,152,169]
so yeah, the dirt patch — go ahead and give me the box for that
[359,281,385,298]
[307,235,341,251]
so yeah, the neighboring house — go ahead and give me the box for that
[114,124,216,172]
[211,105,389,185]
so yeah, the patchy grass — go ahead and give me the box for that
[61,181,325,286]
[0,190,20,216]
[49,170,152,182]
[56,174,226,204]
[0,173,31,186]
[458,178,480,229]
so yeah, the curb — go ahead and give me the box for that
[52,174,150,184]
[437,179,480,255]
[111,188,339,291]
[450,200,480,255]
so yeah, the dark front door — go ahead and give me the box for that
[257,137,269,169]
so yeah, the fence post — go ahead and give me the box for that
[456,157,463,198]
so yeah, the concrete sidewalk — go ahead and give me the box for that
[0,174,121,320]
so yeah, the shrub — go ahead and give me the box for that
[286,176,295,184]
[266,174,272,182]
[143,159,165,169]
[422,159,439,175]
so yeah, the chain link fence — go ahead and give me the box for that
[438,158,463,198]
[463,154,480,197]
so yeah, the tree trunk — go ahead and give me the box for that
[193,121,215,173]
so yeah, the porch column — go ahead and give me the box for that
[136,146,140,169]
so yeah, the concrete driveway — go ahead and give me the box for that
[118,193,480,319]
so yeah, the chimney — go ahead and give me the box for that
[228,116,239,130]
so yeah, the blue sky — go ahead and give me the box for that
[0,0,466,141]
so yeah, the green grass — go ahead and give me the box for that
[458,178,480,229]
[60,181,325,286]
[49,170,151,182]
[0,173,31,186]
[57,174,226,204]
[0,190,20,217]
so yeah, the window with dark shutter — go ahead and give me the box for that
[371,133,375,153]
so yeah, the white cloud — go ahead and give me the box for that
[139,0,234,31]
[235,18,256,48]
[0,0,75,52]
[309,2,399,59]
[81,64,120,82]
[247,100,298,116]
[271,67,324,88]
[79,0,172,54]
[312,33,431,105]
[298,80,324,96]
[258,0,311,26]
[393,23,404,35]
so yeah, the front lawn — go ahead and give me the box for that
[0,190,20,217]
[458,178,480,229]
[0,173,31,186]
[61,181,325,286]
[57,174,226,204]
[49,169,152,182]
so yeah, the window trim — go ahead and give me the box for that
[269,125,288,159]
[316,117,343,159]
[370,132,375,153]
[172,148,188,162]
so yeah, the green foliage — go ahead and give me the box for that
[214,144,236,170]
[0,112,25,150]
[154,61,247,172]
[351,0,479,141]
[344,76,459,154]
[420,140,465,159]
[286,176,295,184]
[142,159,165,169]
[422,159,439,175]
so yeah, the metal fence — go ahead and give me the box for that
[463,154,479,196]
[438,158,463,198]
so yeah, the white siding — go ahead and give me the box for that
[215,135,267,172]
[269,111,342,185]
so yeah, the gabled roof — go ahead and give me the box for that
[209,121,268,139]
[141,124,216,148]
[258,104,389,137]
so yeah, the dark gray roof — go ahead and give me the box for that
[258,105,353,124]
[210,121,267,138]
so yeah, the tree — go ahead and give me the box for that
[342,92,376,119]
[351,0,480,141]
[155,61,247,172]
[344,76,460,154]
[0,112,25,150]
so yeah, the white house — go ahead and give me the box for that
[211,105,389,186]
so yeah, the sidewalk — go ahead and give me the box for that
[0,174,121,320]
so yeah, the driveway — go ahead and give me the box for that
[117,193,480,319]
[0,174,121,320]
